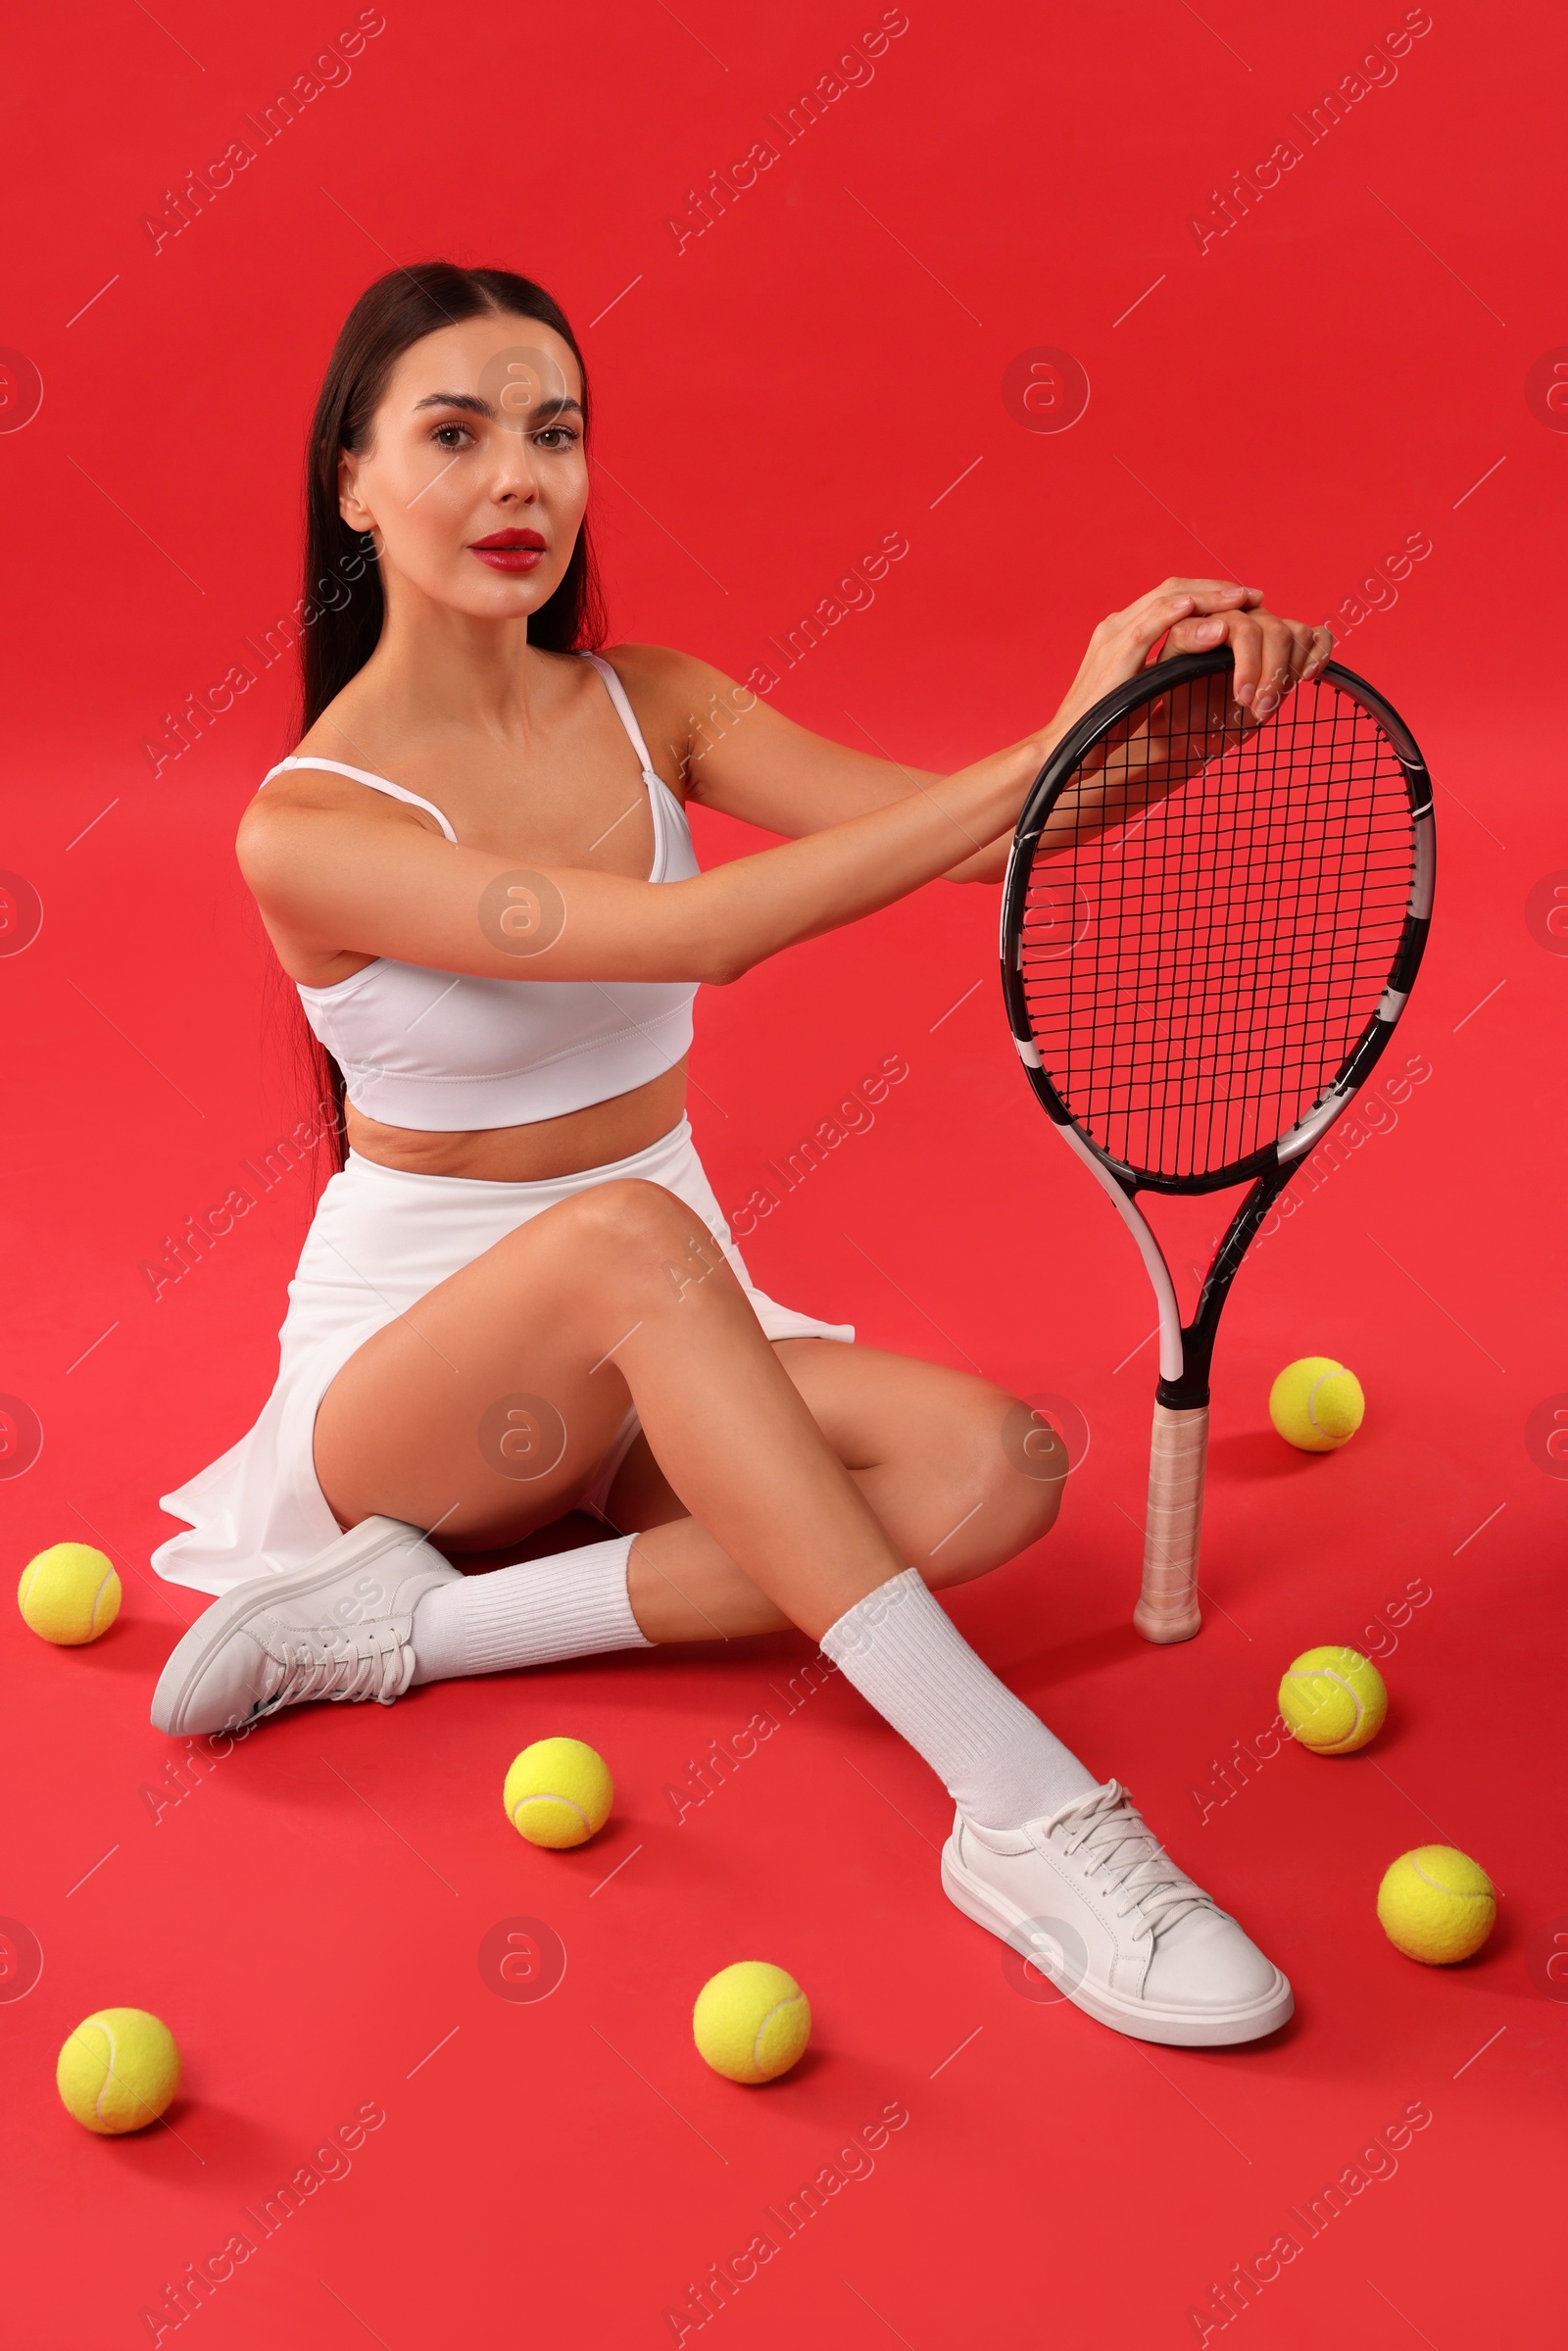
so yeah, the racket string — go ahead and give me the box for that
[1017,675,1416,1181]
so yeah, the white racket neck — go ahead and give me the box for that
[1054,1125,1185,1384]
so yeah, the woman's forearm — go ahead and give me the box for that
[679,729,1052,981]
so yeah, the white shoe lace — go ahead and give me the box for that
[248,1621,416,1723]
[1048,1782,1214,1938]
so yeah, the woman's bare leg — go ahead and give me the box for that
[610,1341,1064,1641]
[156,1164,1096,1909]
[314,1178,994,1643]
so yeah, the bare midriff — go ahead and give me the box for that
[344,1057,691,1183]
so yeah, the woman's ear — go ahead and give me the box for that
[338,449,373,534]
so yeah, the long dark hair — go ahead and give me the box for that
[290,261,608,1175]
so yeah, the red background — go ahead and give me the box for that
[2,2,1564,2343]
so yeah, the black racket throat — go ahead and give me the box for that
[1143,1159,1290,1411]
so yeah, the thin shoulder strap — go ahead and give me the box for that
[259,757,460,846]
[579,652,657,777]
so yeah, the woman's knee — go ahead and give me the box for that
[504,1178,716,1295]
[995,1393,1069,1545]
[924,1393,1068,1589]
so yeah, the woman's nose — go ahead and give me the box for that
[489,433,540,501]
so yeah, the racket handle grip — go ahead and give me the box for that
[1134,1401,1208,1644]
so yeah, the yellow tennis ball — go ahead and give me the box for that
[1377,1846,1495,1964]
[18,1543,121,1644]
[693,1961,811,2084]
[1268,1356,1365,1451]
[1279,1645,1388,1753]
[503,1737,613,1848]
[57,2008,180,2134]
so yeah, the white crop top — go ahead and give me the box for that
[259,652,700,1130]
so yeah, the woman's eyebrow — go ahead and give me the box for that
[411,391,584,420]
[413,390,492,416]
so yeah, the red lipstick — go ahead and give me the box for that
[469,528,546,572]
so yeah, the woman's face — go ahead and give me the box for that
[338,315,588,620]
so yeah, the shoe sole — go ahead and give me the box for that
[941,1832,1294,2048]
[150,1517,455,1737]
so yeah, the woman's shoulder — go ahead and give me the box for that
[247,661,422,809]
[589,641,755,780]
[585,640,690,712]
[236,711,436,869]
[591,640,730,697]
[241,724,368,835]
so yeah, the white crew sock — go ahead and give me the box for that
[818,1567,1099,1830]
[408,1534,653,1684]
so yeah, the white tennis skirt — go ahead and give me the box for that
[151,1115,854,1597]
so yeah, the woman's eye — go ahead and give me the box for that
[432,423,472,450]
[532,427,579,450]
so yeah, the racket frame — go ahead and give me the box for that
[999,649,1435,1630]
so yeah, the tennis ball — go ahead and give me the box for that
[57,2008,180,2134]
[18,1543,121,1644]
[1377,1846,1496,1964]
[1268,1357,1364,1451]
[503,1737,613,1848]
[693,1961,811,2085]
[1279,1645,1388,1754]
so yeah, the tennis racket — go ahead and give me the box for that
[1000,649,1435,1642]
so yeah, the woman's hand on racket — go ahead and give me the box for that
[1156,592,1332,719]
[1050,579,1257,737]
[1051,579,1330,741]
[1032,580,1333,853]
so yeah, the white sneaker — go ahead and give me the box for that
[941,1780,1293,2047]
[151,1517,462,1738]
